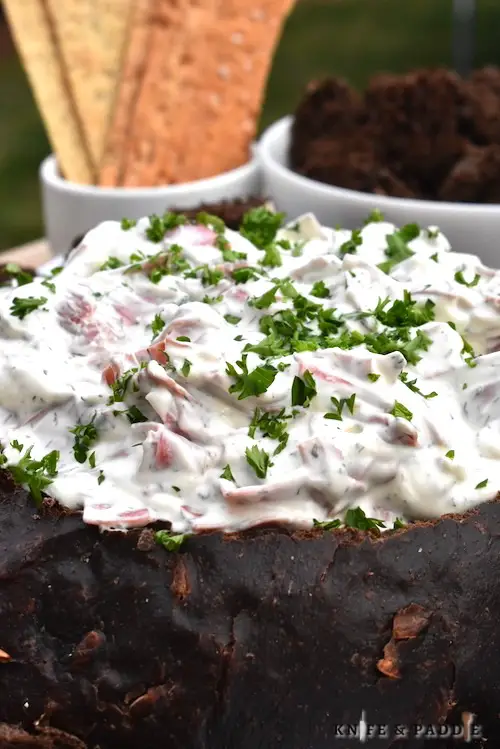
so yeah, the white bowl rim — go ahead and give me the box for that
[259,115,500,217]
[40,149,260,198]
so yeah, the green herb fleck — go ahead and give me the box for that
[311,280,330,298]
[10,296,47,319]
[245,445,273,479]
[476,479,488,489]
[97,470,105,485]
[367,373,380,382]
[181,359,192,377]
[4,263,33,286]
[324,394,356,421]
[224,314,241,325]
[364,209,385,224]
[220,464,235,481]
[155,530,189,551]
[454,270,481,288]
[393,517,406,529]
[344,507,386,532]
[291,370,317,407]
[390,401,413,421]
[226,354,277,399]
[150,313,165,339]
[6,446,59,506]
[445,450,455,460]
[240,207,284,249]
[313,518,342,530]
[99,256,123,271]
[121,218,137,231]
[339,229,362,256]
[70,415,98,464]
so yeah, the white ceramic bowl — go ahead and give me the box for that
[40,152,262,256]
[259,116,500,267]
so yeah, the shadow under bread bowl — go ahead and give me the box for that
[40,151,262,256]
[2,211,500,747]
[259,116,500,268]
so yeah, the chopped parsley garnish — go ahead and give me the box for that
[41,280,56,294]
[339,229,362,256]
[364,209,385,224]
[150,313,165,338]
[313,518,341,530]
[324,394,356,421]
[430,252,439,262]
[177,335,190,342]
[11,440,23,451]
[373,292,435,329]
[248,407,291,455]
[121,217,137,230]
[224,314,241,325]
[155,530,189,551]
[89,452,96,468]
[245,445,273,479]
[378,224,419,274]
[445,450,455,459]
[291,370,317,407]
[240,207,284,249]
[261,244,282,268]
[311,280,330,298]
[70,415,98,463]
[10,296,47,319]
[344,507,386,531]
[4,263,33,286]
[220,464,235,481]
[367,373,380,382]
[4,446,59,506]
[107,364,145,404]
[475,479,488,489]
[231,267,261,284]
[390,401,413,421]
[454,270,480,288]
[393,517,406,529]
[226,354,277,399]
[201,265,224,286]
[99,256,123,271]
[97,470,105,485]
[146,212,186,242]
[399,371,437,399]
[202,294,223,305]
[181,359,192,377]
[448,321,477,367]
[426,228,439,240]
[196,212,225,234]
[124,406,148,424]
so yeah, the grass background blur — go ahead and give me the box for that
[0,0,499,251]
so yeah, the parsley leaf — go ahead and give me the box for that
[291,370,317,407]
[393,517,406,529]
[245,445,273,479]
[150,313,165,338]
[226,355,277,399]
[146,212,186,242]
[70,416,98,464]
[248,407,290,455]
[363,209,385,224]
[344,507,386,531]
[311,280,330,298]
[240,207,284,249]
[445,450,455,459]
[390,401,413,421]
[6,446,59,506]
[224,314,241,325]
[99,256,123,271]
[181,359,192,377]
[324,394,356,420]
[339,229,362,256]
[121,218,137,230]
[454,270,480,288]
[476,479,488,489]
[10,296,47,319]
[155,530,189,551]
[378,225,419,274]
[231,267,261,284]
[220,464,235,481]
[4,263,33,286]
[313,518,342,530]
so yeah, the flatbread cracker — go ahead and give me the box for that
[98,0,154,187]
[45,0,133,170]
[3,0,93,184]
[162,0,295,183]
[120,0,210,187]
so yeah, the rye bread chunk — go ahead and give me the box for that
[0,472,499,749]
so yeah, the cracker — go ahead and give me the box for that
[120,0,208,187]
[3,0,93,184]
[146,0,295,185]
[98,0,154,186]
[45,0,133,170]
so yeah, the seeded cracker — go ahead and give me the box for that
[154,0,296,184]
[45,0,134,171]
[120,0,208,187]
[98,0,154,186]
[3,0,93,184]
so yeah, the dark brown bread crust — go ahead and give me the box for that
[0,473,498,748]
[291,67,500,203]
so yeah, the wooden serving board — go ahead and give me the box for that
[1,239,51,268]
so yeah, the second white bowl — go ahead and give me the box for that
[40,152,262,256]
[259,116,500,267]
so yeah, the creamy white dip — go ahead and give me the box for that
[1,209,500,534]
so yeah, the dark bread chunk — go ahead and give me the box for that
[290,77,365,169]
[439,144,500,203]
[365,69,467,197]
[461,66,500,145]
[0,473,499,748]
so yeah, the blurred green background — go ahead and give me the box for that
[0,0,499,251]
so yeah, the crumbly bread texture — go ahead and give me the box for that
[0,471,499,748]
[3,0,93,184]
[291,67,500,204]
[45,0,134,171]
